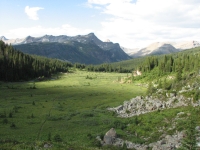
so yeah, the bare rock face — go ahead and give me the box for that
[103,128,117,145]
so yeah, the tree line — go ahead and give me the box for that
[86,64,131,73]
[0,41,72,81]
[138,52,200,78]
[86,50,200,75]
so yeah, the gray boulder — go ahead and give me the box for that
[103,128,117,145]
[44,143,52,148]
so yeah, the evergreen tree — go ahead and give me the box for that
[179,113,198,150]
[176,67,182,82]
[147,81,155,95]
[0,40,72,82]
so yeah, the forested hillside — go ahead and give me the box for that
[88,47,200,75]
[86,57,144,72]
[139,47,200,77]
[0,41,72,81]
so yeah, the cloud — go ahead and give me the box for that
[88,0,200,48]
[25,6,44,20]
[3,24,94,39]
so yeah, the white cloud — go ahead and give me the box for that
[25,6,44,20]
[3,24,94,39]
[88,0,200,48]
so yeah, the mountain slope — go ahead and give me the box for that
[7,33,130,64]
[14,40,130,64]
[171,41,200,50]
[0,41,71,81]
[130,42,179,58]
[120,46,140,56]
[121,41,200,58]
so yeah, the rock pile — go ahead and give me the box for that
[97,128,187,149]
[149,132,184,150]
[108,94,200,118]
[104,87,200,149]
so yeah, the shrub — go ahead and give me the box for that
[82,112,94,118]
[53,134,62,142]
[48,132,51,141]
[9,112,13,118]
[31,113,34,118]
[92,139,101,148]
[87,133,93,140]
[2,118,8,124]
[193,90,200,102]
[0,111,6,118]
[10,122,16,128]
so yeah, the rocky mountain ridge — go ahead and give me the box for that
[2,34,199,59]
[9,33,130,64]
[171,40,200,50]
[124,41,200,58]
[0,33,122,51]
[130,43,179,58]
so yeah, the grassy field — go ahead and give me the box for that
[0,70,146,149]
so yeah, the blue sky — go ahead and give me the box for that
[1,0,200,48]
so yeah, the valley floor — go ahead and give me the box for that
[0,70,145,149]
[0,70,199,150]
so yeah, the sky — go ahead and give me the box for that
[0,0,200,48]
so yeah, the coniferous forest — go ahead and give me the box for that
[87,47,200,78]
[1,39,200,82]
[139,52,200,76]
[0,41,72,81]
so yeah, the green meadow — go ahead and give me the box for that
[0,70,146,149]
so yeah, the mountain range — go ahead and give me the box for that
[125,41,200,58]
[1,34,199,63]
[0,33,131,64]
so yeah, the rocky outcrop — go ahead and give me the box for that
[149,132,184,150]
[97,128,125,147]
[103,128,117,145]
[97,128,189,149]
[104,83,200,149]
[108,93,200,118]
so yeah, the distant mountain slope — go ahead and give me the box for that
[5,33,130,64]
[120,46,140,56]
[130,42,179,58]
[1,33,128,52]
[170,41,200,50]
[14,41,130,64]
[121,41,200,58]
[108,46,200,71]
